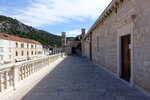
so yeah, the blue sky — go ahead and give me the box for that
[0,0,111,37]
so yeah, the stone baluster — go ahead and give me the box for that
[27,65,29,77]
[25,65,27,78]
[5,71,9,89]
[29,64,31,75]
[32,62,34,74]
[27,65,29,76]
[34,62,36,73]
[29,64,32,75]
[20,67,23,81]
[23,66,26,79]
[30,62,33,74]
[8,70,12,86]
[42,59,44,68]
[12,66,19,90]
[21,67,24,80]
[0,72,4,92]
[22,66,24,79]
[18,68,21,82]
[49,57,51,65]
[28,65,30,76]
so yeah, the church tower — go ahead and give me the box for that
[62,32,66,51]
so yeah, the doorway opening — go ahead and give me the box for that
[121,34,131,82]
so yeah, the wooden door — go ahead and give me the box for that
[89,34,92,60]
[89,42,92,60]
[121,34,131,82]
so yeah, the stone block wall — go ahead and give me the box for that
[83,0,150,94]
[92,10,117,74]
[84,37,90,59]
[133,0,150,92]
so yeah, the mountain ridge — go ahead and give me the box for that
[0,15,63,48]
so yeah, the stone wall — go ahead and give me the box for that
[84,37,90,59]
[133,0,150,92]
[92,9,117,73]
[83,0,150,94]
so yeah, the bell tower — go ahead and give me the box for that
[62,32,66,51]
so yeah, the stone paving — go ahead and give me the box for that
[21,56,150,100]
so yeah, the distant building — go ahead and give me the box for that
[52,47,63,54]
[0,33,43,64]
[65,29,85,55]
[0,33,14,64]
[43,47,51,56]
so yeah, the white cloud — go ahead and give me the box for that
[9,0,111,27]
[66,29,82,37]
[56,29,81,37]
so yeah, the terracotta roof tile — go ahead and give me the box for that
[8,35,25,42]
[53,47,63,50]
[32,40,42,45]
[0,33,42,45]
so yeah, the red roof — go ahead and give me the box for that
[53,47,63,50]
[0,33,42,45]
[8,35,25,42]
[32,40,42,45]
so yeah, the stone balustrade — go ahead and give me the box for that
[0,53,66,92]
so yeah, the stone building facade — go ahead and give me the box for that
[52,47,63,54]
[0,33,43,64]
[82,0,150,94]
[65,29,85,55]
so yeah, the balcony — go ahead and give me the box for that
[0,54,150,100]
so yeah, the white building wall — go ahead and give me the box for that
[14,41,43,62]
[0,39,14,64]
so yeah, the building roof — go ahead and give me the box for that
[53,47,63,50]
[66,41,81,47]
[8,35,25,42]
[83,0,121,39]
[31,40,42,45]
[0,33,15,41]
[0,33,42,45]
[68,35,81,41]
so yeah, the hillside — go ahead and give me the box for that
[0,15,62,47]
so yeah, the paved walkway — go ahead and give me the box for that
[21,56,150,100]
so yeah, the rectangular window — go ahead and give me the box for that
[21,51,24,56]
[9,47,12,52]
[16,51,18,56]
[0,55,3,60]
[0,47,3,53]
[0,40,3,45]
[9,55,11,60]
[97,36,100,52]
[16,42,18,48]
[27,44,29,48]
[9,41,11,45]
[27,51,29,55]
[31,51,33,55]
[21,43,24,48]
[31,45,33,49]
